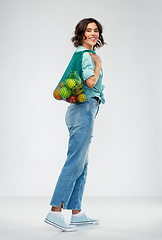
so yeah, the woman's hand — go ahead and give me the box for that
[89,53,102,66]
[85,53,102,88]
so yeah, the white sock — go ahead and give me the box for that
[72,210,83,217]
[50,211,62,217]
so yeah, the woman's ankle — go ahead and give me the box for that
[72,210,81,215]
[51,203,63,212]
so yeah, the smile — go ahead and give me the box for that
[89,38,97,41]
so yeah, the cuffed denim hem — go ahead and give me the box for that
[49,201,81,210]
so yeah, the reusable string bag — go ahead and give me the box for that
[53,49,95,104]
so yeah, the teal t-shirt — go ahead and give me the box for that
[75,46,105,104]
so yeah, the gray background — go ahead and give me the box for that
[0,0,162,197]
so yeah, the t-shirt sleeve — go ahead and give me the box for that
[82,52,94,82]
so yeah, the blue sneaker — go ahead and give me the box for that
[45,213,77,232]
[71,211,99,225]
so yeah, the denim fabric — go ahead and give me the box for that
[50,97,99,210]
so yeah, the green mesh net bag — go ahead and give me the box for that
[53,49,95,104]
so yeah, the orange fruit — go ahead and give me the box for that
[53,89,62,100]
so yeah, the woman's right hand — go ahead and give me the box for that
[89,53,102,66]
[85,53,102,88]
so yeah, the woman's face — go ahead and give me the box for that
[82,22,99,50]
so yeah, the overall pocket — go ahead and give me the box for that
[65,104,83,127]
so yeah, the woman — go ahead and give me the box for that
[45,18,106,232]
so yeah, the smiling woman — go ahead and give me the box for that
[45,18,106,232]
[82,22,99,50]
[71,18,105,50]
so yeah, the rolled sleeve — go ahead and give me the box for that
[82,52,94,82]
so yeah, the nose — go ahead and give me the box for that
[91,32,96,36]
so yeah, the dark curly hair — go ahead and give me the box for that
[71,18,106,50]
